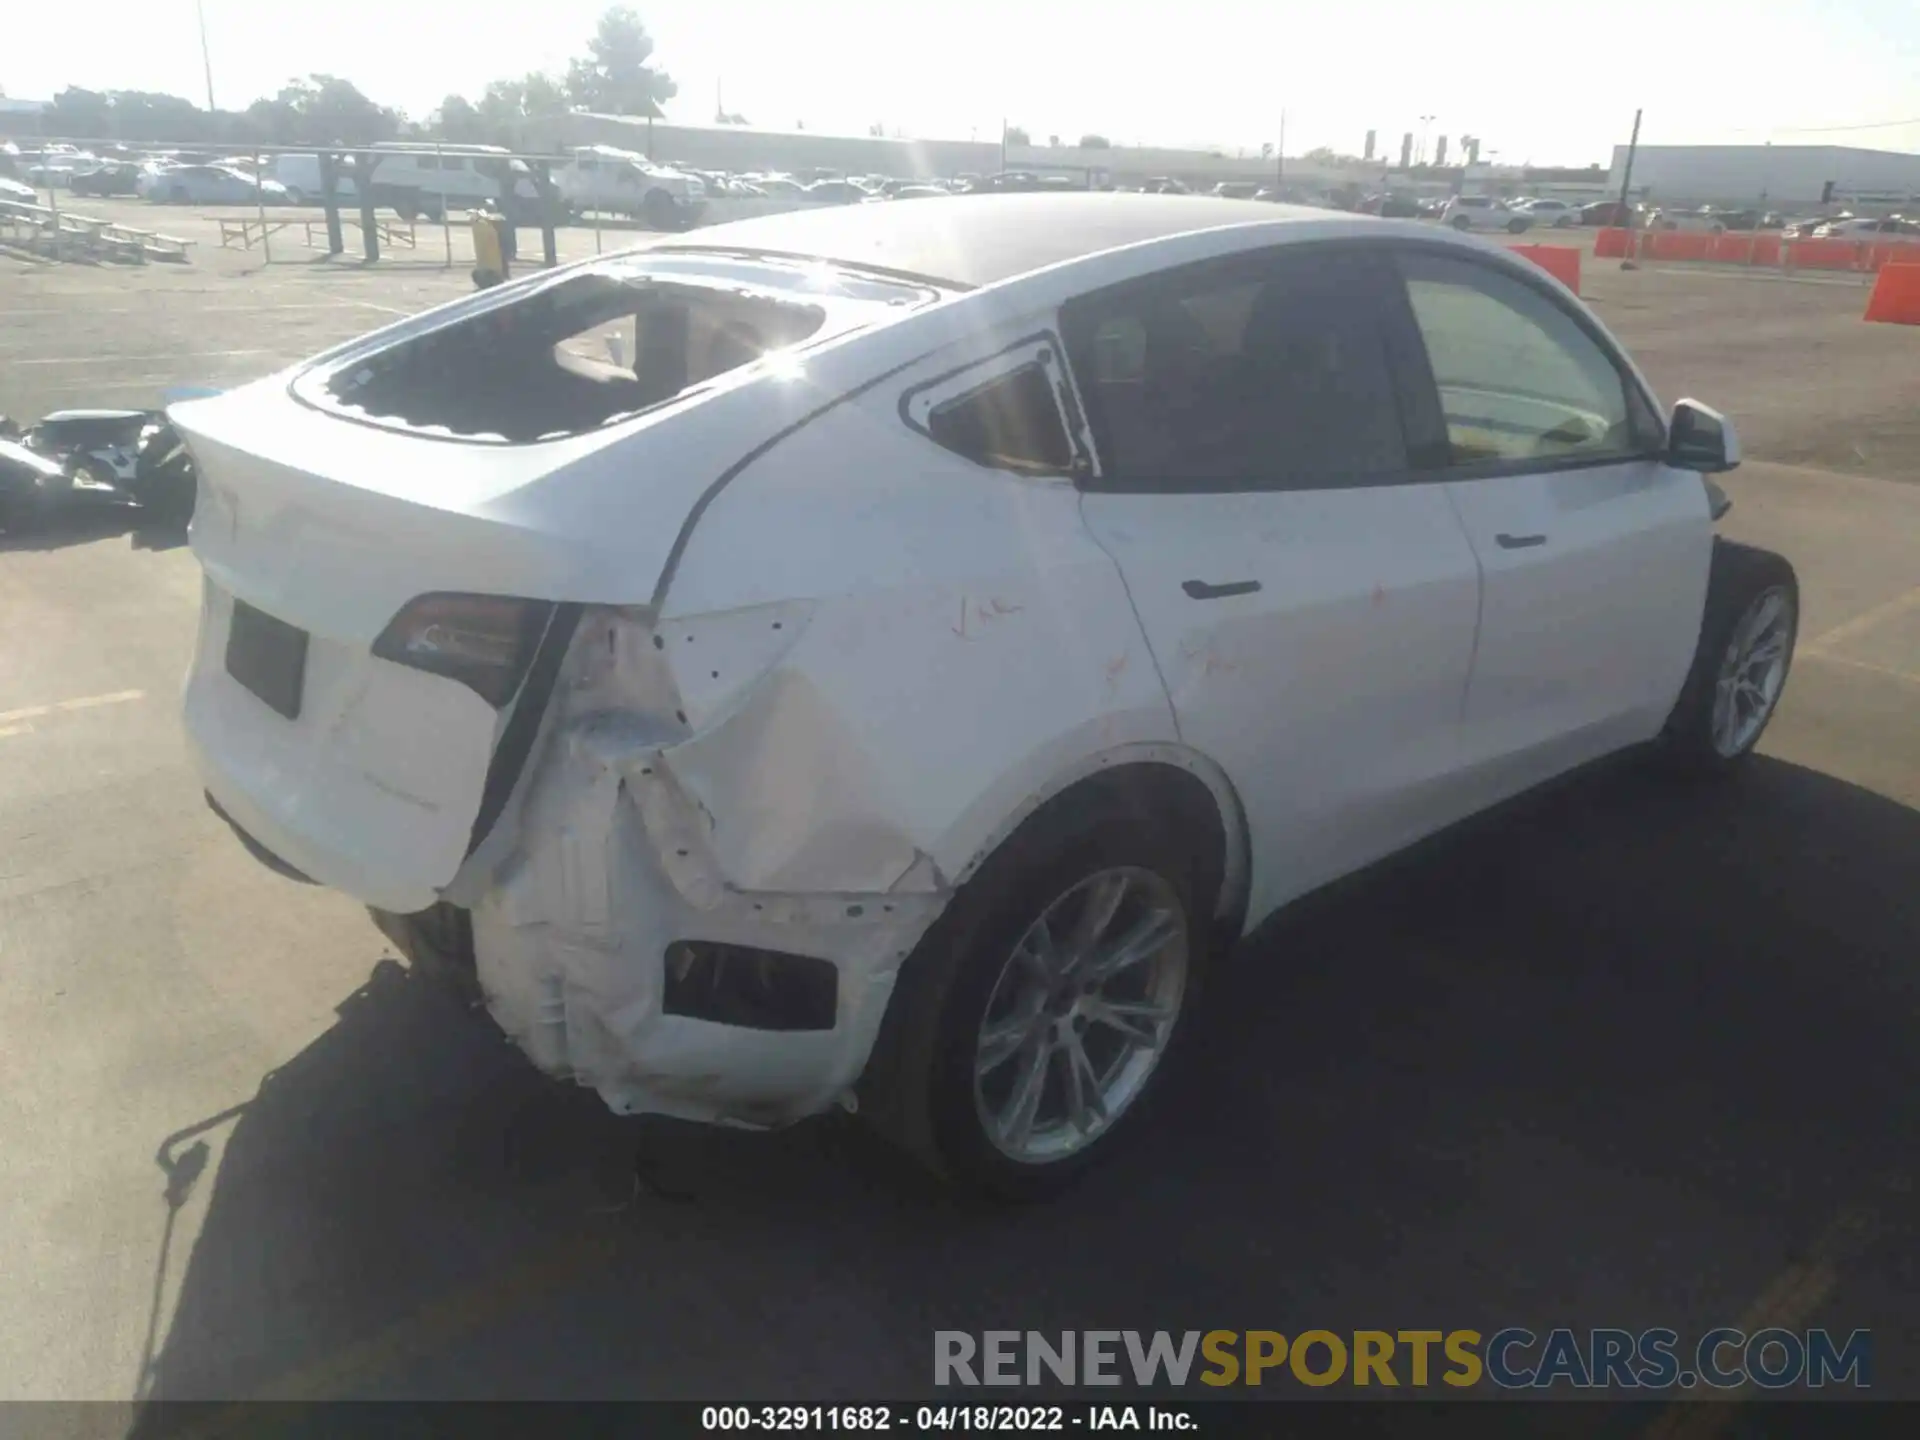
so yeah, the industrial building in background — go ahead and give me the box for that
[1608,144,1920,210]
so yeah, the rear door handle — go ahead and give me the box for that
[1182,579,1262,600]
[1495,532,1548,549]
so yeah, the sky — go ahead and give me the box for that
[5,0,1920,166]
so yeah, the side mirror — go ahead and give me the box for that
[1667,398,1741,474]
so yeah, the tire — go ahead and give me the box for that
[858,785,1219,1200]
[642,188,679,231]
[1508,217,1531,234]
[285,188,306,206]
[1450,214,1472,230]
[169,185,189,204]
[393,196,419,222]
[1659,539,1799,774]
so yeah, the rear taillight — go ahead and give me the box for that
[372,593,555,707]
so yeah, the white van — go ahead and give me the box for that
[553,146,705,228]
[367,143,543,221]
[266,153,359,206]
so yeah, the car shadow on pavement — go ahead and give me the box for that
[127,756,1919,1421]
[0,505,187,554]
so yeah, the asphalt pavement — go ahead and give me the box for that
[0,238,1915,1428]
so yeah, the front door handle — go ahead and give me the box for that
[1495,532,1549,549]
[1182,578,1262,600]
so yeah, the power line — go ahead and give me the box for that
[1738,116,1920,135]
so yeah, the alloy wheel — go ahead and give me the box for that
[1710,585,1794,757]
[972,867,1187,1164]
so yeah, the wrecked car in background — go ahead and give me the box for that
[173,195,1795,1197]
[0,407,200,534]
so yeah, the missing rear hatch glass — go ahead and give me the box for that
[306,273,827,443]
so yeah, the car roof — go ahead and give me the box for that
[653,192,1334,288]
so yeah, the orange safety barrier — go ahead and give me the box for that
[1645,230,1716,263]
[1594,227,1631,259]
[1786,238,1865,271]
[1863,262,1920,324]
[1511,243,1581,294]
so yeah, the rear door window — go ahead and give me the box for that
[1062,246,1410,492]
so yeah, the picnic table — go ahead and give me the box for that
[213,215,295,250]
[301,214,418,250]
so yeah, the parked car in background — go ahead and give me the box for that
[171,194,1791,1198]
[1644,207,1752,233]
[803,179,868,205]
[1813,215,1920,241]
[1580,199,1632,226]
[68,161,144,198]
[743,174,809,198]
[1359,192,1422,218]
[1210,181,1260,199]
[367,143,544,222]
[137,164,291,206]
[1141,177,1191,194]
[1781,215,1839,238]
[22,145,94,187]
[1255,185,1334,208]
[265,153,360,206]
[0,175,38,205]
[553,147,706,228]
[1441,194,1531,232]
[1516,197,1578,227]
[888,186,949,200]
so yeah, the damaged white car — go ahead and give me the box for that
[176,195,1796,1197]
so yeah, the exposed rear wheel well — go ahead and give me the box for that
[958,759,1244,949]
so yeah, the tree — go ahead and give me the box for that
[1004,124,1030,145]
[564,6,676,116]
[1078,133,1111,149]
[247,74,399,145]
[49,87,113,138]
[431,95,485,143]
[868,122,884,137]
[1260,141,1273,159]
[521,72,569,118]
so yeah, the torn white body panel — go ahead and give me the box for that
[459,375,1181,1120]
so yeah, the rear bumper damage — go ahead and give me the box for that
[458,708,949,1127]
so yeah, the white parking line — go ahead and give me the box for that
[349,300,415,317]
[11,351,271,368]
[1803,584,1920,656]
[0,689,145,727]
[0,724,33,741]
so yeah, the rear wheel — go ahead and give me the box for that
[1450,214,1472,230]
[859,790,1216,1200]
[642,188,679,230]
[169,184,189,204]
[1660,540,1798,773]
[1507,217,1531,234]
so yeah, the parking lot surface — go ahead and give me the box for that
[2,220,1916,1422]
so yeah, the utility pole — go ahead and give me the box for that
[1276,109,1286,188]
[196,0,217,111]
[1616,107,1643,267]
[1000,117,1008,173]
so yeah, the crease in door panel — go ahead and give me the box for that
[1074,490,1182,743]
[1439,481,1486,724]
